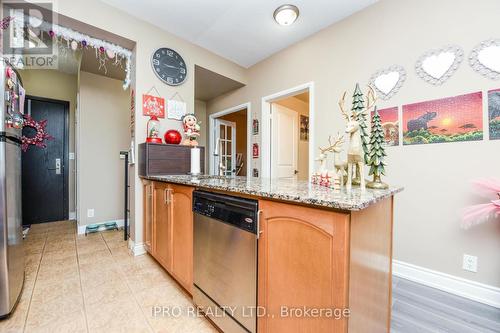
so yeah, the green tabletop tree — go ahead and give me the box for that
[351,83,369,185]
[367,107,389,189]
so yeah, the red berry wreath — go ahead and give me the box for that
[22,115,53,152]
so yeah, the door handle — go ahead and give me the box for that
[55,158,61,175]
[257,210,263,239]
[164,188,173,204]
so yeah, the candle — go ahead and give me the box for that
[190,147,201,175]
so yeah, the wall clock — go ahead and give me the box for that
[151,48,187,86]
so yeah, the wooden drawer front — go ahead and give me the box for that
[139,143,205,175]
[148,144,190,160]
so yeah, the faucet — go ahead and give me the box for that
[214,138,227,176]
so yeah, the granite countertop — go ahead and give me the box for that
[142,175,403,211]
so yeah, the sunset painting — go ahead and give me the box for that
[488,89,500,140]
[402,92,483,145]
[373,107,399,146]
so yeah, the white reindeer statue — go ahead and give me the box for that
[319,133,347,186]
[339,87,377,191]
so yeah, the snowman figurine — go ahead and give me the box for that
[182,113,201,146]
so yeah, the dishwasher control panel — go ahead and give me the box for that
[193,190,258,234]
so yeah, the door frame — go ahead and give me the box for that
[261,82,314,180]
[208,102,252,176]
[25,95,70,220]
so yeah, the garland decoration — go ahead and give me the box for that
[22,115,53,152]
[9,15,133,89]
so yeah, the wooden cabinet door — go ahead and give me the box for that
[169,184,194,293]
[258,200,350,333]
[152,181,171,270]
[143,181,153,254]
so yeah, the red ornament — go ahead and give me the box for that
[164,130,182,144]
[48,30,55,37]
[99,46,105,53]
[22,115,53,152]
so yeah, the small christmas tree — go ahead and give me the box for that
[352,83,370,163]
[367,107,388,189]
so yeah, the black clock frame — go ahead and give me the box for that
[151,47,187,86]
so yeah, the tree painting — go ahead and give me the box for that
[488,89,500,140]
[372,107,399,146]
[402,92,483,145]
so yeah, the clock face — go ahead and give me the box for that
[151,48,187,86]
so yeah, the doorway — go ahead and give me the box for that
[214,118,236,176]
[262,83,313,180]
[209,103,251,177]
[22,96,69,224]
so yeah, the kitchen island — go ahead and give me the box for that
[140,175,403,333]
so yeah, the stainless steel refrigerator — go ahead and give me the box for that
[0,59,24,318]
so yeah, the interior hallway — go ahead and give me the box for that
[0,221,216,333]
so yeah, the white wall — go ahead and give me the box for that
[78,71,130,226]
[207,0,500,287]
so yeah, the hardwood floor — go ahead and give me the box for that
[391,276,500,333]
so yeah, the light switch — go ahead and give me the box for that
[69,153,75,160]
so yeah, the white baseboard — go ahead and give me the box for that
[77,219,124,235]
[69,212,76,220]
[128,238,146,256]
[393,259,500,308]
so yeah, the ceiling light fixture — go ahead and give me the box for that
[273,4,299,26]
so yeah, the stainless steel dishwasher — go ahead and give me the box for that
[193,190,258,333]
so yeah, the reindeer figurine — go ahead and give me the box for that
[319,133,347,186]
[314,146,330,186]
[339,87,377,191]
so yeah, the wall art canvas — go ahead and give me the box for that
[373,107,399,146]
[142,94,165,118]
[488,89,500,140]
[253,119,259,135]
[252,143,259,158]
[402,92,483,145]
[300,115,309,141]
[253,168,259,178]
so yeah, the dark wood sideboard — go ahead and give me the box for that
[138,143,205,176]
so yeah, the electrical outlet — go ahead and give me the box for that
[463,254,478,273]
[87,209,94,218]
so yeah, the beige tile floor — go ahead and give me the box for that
[0,220,217,333]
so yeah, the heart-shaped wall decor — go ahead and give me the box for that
[369,66,406,100]
[470,39,500,80]
[374,72,400,95]
[415,45,463,85]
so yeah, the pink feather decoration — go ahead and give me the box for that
[461,178,500,229]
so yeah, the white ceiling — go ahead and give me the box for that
[100,0,377,68]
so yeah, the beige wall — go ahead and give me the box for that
[207,0,500,286]
[55,0,246,243]
[219,110,248,176]
[19,69,78,215]
[78,71,130,226]
[274,97,309,180]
